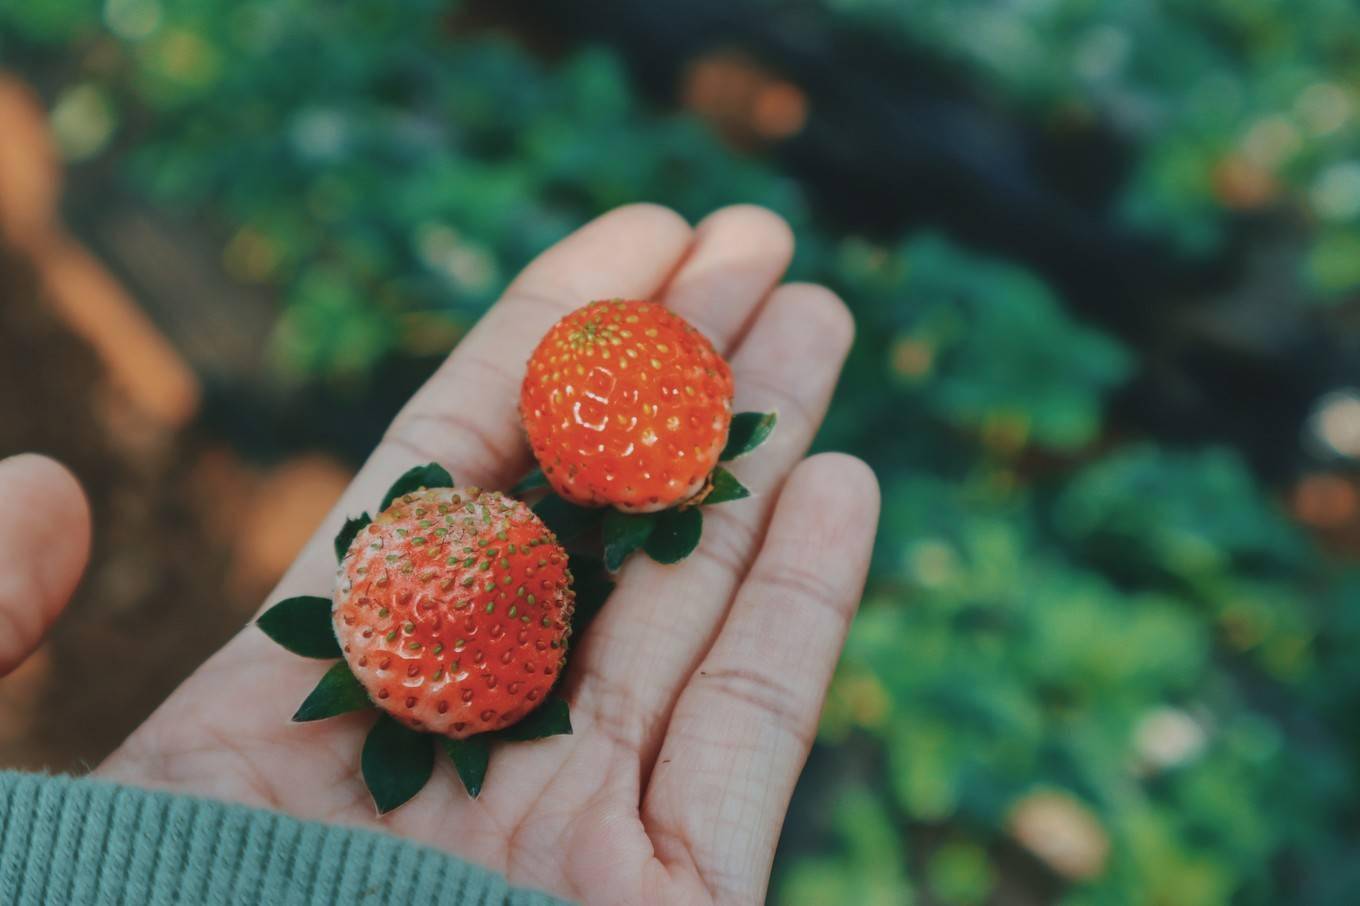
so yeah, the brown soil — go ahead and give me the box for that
[0,238,340,761]
[0,72,352,770]
[0,244,251,770]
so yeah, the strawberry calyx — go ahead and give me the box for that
[255,463,615,814]
[720,411,779,462]
[520,410,777,574]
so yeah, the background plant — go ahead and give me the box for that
[2,0,1358,902]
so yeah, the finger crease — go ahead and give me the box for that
[735,369,817,430]
[694,667,809,742]
[686,526,753,587]
[571,662,648,754]
[748,563,849,625]
[453,352,521,396]
[649,822,719,903]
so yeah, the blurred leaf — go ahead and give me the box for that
[926,841,994,906]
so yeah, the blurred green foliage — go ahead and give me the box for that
[797,0,1360,295]
[3,0,1358,902]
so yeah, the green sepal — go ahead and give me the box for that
[496,696,572,742]
[440,697,572,798]
[721,411,777,461]
[334,512,371,561]
[362,714,435,815]
[256,596,341,659]
[645,507,703,564]
[602,510,656,572]
[532,493,603,542]
[703,467,751,506]
[568,553,615,630]
[380,463,454,512]
[292,661,371,722]
[510,467,549,496]
[443,735,490,799]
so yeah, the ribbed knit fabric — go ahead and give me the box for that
[0,772,570,906]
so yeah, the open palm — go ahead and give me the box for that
[41,205,878,905]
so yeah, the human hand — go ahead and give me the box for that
[33,205,880,905]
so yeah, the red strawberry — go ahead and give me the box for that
[520,299,734,512]
[333,487,573,738]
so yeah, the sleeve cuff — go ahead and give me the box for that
[0,771,570,905]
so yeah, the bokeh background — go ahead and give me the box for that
[3,1,1360,902]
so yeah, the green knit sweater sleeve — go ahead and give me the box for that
[0,771,570,906]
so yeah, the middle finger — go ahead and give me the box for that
[571,282,856,771]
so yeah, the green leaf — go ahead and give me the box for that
[645,507,703,564]
[439,699,572,798]
[334,512,371,561]
[568,553,615,630]
[602,510,656,572]
[703,468,751,506]
[496,696,572,742]
[256,596,340,659]
[362,714,434,814]
[510,467,549,496]
[292,661,371,722]
[443,735,491,799]
[532,493,603,542]
[380,463,454,511]
[721,411,777,461]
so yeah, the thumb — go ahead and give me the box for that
[0,454,90,675]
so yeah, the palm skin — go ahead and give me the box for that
[5,205,879,906]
